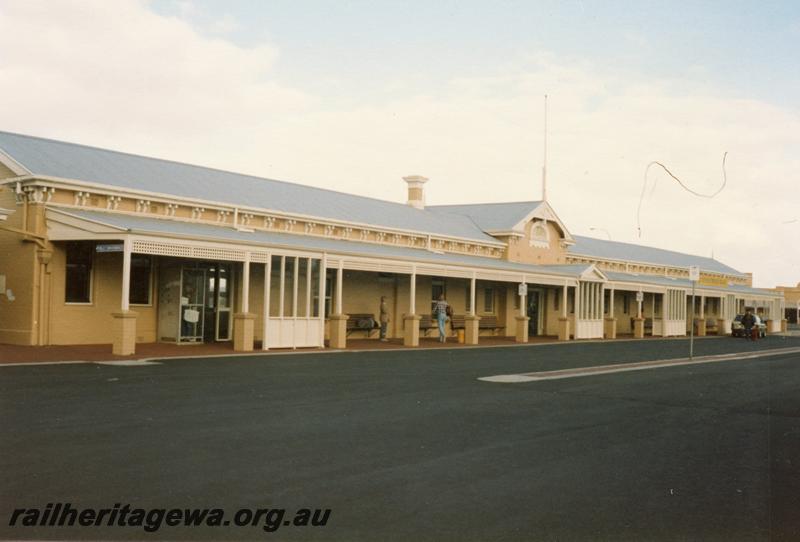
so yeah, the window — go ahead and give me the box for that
[65,242,93,303]
[431,277,446,311]
[623,293,629,314]
[484,287,494,313]
[604,290,610,315]
[313,274,333,317]
[529,220,550,248]
[554,289,560,311]
[466,284,472,313]
[130,255,152,305]
[569,289,575,314]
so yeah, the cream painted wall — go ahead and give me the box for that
[0,188,37,345]
[502,220,568,265]
[49,245,158,344]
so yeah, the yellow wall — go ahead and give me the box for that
[0,161,18,179]
[0,188,37,345]
[502,220,568,265]
[48,244,158,345]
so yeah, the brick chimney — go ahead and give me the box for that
[403,175,428,209]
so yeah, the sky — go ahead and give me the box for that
[0,0,798,288]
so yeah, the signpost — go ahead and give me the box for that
[689,266,700,360]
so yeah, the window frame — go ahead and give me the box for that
[64,242,94,305]
[431,277,446,311]
[483,287,494,313]
[129,255,154,306]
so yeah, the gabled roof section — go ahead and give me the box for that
[0,131,500,245]
[43,207,585,279]
[569,235,744,276]
[429,201,541,232]
[429,200,574,242]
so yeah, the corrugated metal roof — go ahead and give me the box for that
[429,201,540,231]
[54,208,583,278]
[569,235,744,276]
[0,131,498,244]
[48,208,778,298]
[604,271,774,296]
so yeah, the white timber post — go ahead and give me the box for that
[305,257,312,318]
[409,266,417,315]
[121,237,132,312]
[336,260,343,314]
[262,256,271,350]
[292,256,299,318]
[562,282,568,318]
[470,274,476,316]
[279,256,286,318]
[242,252,250,314]
[637,289,643,318]
[318,256,327,347]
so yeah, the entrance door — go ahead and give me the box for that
[527,290,540,336]
[179,262,233,343]
[204,263,232,341]
[180,267,206,343]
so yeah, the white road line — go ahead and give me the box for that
[95,360,162,366]
[479,346,800,383]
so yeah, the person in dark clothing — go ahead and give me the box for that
[741,310,756,340]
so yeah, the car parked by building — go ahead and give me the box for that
[731,314,767,338]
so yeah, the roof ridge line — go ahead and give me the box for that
[0,130,483,218]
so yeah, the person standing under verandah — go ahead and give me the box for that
[379,296,390,342]
[433,294,450,343]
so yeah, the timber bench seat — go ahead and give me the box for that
[419,315,437,336]
[451,315,505,336]
[346,314,379,337]
[478,316,505,335]
[400,315,438,336]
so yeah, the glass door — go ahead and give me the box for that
[180,267,206,343]
[215,263,232,341]
[527,290,540,336]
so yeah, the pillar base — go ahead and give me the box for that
[717,318,729,336]
[464,314,481,345]
[404,314,421,347]
[233,313,256,352]
[604,317,617,339]
[558,317,570,341]
[516,316,530,343]
[633,317,645,339]
[696,319,707,337]
[329,314,348,349]
[112,311,138,356]
[782,319,788,333]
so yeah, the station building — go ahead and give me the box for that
[0,131,787,355]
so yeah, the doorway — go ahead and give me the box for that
[527,289,541,336]
[157,260,235,344]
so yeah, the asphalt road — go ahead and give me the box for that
[3,336,800,541]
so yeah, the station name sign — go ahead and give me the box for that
[96,243,123,253]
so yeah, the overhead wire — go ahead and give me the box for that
[637,152,728,237]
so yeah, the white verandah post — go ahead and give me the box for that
[112,236,136,356]
[469,275,476,317]
[121,237,132,312]
[336,260,343,315]
[318,256,326,348]
[262,256,271,350]
[241,252,250,314]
